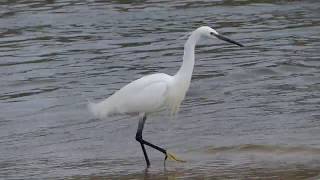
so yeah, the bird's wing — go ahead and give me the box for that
[89,73,172,118]
[115,80,169,114]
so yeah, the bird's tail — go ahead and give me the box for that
[87,100,111,119]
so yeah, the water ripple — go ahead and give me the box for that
[1,0,320,179]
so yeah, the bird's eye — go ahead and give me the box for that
[210,32,214,35]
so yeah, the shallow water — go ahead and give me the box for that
[1,0,320,179]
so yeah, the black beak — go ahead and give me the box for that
[214,34,244,47]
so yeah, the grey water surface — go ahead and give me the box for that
[1,0,320,179]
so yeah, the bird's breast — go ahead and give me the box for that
[166,80,190,114]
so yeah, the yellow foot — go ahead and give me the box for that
[165,151,186,163]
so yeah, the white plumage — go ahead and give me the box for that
[89,73,172,118]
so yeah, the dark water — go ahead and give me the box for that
[1,0,320,179]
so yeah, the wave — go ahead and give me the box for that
[205,144,320,155]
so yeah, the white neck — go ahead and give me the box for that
[174,32,200,83]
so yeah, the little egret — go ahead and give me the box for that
[88,26,243,167]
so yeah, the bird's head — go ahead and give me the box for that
[194,26,244,47]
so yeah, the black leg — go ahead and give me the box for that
[135,114,167,167]
[140,141,150,167]
[136,115,150,167]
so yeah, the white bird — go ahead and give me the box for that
[88,26,243,167]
